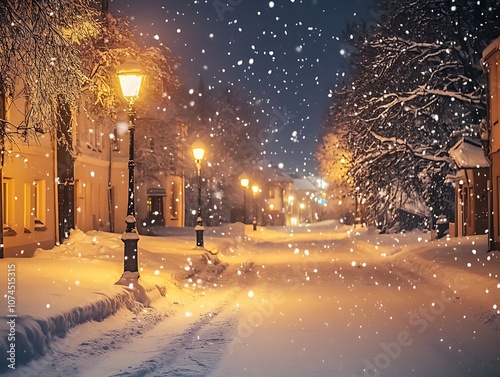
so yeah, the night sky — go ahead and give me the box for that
[110,0,374,175]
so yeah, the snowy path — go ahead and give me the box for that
[8,226,500,377]
[13,286,243,377]
[213,259,499,377]
[79,287,240,377]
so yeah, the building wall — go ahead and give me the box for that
[135,173,185,230]
[484,36,500,248]
[263,181,293,226]
[74,155,113,232]
[166,175,185,227]
[3,91,186,256]
[72,102,128,234]
[453,168,489,237]
[3,93,57,257]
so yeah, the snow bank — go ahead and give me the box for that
[0,228,205,371]
[382,234,500,330]
[0,287,139,367]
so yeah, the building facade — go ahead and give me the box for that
[2,91,58,257]
[483,36,500,249]
[261,166,294,226]
[448,138,490,237]
[2,91,185,257]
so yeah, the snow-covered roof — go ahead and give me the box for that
[293,178,319,192]
[398,196,430,218]
[261,165,293,183]
[445,169,467,183]
[449,137,490,169]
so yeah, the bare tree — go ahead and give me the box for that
[0,0,102,256]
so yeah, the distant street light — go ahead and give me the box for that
[299,202,306,224]
[240,175,250,223]
[252,184,259,231]
[117,58,146,277]
[192,140,205,247]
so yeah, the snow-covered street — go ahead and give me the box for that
[2,221,499,376]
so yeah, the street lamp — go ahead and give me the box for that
[251,184,259,231]
[240,175,249,223]
[192,140,205,247]
[117,58,146,277]
[299,202,306,224]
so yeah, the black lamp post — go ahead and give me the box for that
[251,184,259,231]
[240,176,249,223]
[117,59,145,276]
[192,141,205,247]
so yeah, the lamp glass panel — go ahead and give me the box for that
[118,75,144,99]
[192,147,205,160]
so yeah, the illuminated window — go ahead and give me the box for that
[24,183,31,232]
[170,181,178,220]
[2,178,16,236]
[34,180,47,231]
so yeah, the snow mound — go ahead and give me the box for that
[0,287,139,370]
[115,272,166,306]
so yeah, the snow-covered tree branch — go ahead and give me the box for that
[318,0,499,231]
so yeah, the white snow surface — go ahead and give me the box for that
[0,221,499,376]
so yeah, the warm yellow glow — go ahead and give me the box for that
[299,203,306,210]
[117,59,146,103]
[118,75,144,99]
[191,140,206,161]
[288,195,294,202]
[252,185,259,194]
[291,217,298,226]
[269,203,275,210]
[240,178,249,188]
[192,147,205,161]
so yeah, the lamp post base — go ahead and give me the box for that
[195,226,204,247]
[196,231,204,247]
[122,215,140,276]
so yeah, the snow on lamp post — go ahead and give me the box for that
[192,140,205,247]
[240,175,250,224]
[117,58,145,277]
[251,184,259,231]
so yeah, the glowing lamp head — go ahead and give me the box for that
[240,178,250,188]
[117,59,146,104]
[191,140,205,161]
[252,185,259,194]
